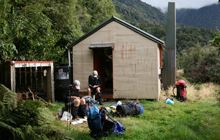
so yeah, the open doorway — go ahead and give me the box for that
[93,47,113,98]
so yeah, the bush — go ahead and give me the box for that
[178,45,220,83]
[0,99,71,140]
[0,84,17,115]
[11,100,45,127]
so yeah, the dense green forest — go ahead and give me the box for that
[178,31,220,83]
[0,0,117,63]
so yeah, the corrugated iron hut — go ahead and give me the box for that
[0,61,54,102]
[71,16,164,100]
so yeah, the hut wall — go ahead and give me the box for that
[72,45,93,91]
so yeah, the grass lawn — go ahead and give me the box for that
[48,98,220,140]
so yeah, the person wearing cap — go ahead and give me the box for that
[88,70,102,105]
[65,80,86,119]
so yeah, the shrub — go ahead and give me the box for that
[0,84,17,113]
[11,100,45,127]
[178,45,220,83]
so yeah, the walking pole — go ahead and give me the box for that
[67,84,72,130]
[67,45,72,130]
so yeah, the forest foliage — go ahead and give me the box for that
[0,0,116,63]
[178,32,220,83]
[0,84,70,140]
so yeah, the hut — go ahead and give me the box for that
[0,61,54,102]
[71,16,164,100]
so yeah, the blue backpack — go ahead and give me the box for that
[87,104,103,137]
[87,104,125,138]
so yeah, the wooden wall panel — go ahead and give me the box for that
[73,45,93,91]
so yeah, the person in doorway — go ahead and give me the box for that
[88,70,103,105]
[65,80,86,119]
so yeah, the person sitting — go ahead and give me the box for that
[88,70,102,105]
[65,80,86,119]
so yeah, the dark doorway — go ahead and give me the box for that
[93,47,113,97]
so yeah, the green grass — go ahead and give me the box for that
[47,99,220,140]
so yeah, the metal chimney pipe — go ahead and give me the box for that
[162,2,176,90]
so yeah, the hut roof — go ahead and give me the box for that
[71,16,164,47]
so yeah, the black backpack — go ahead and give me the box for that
[116,102,144,117]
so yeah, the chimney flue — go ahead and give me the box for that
[162,2,176,90]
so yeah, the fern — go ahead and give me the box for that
[11,100,45,127]
[21,125,48,140]
[0,121,24,140]
[0,84,17,112]
[0,84,71,139]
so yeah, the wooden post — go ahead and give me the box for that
[35,66,37,91]
[47,64,54,102]
[10,61,16,92]
[41,67,43,90]
[30,67,32,88]
[19,68,21,89]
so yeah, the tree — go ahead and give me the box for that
[0,0,117,64]
[176,26,215,53]
[178,43,220,83]
[0,0,17,63]
[79,0,117,33]
[211,31,220,53]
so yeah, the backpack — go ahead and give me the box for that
[116,102,144,117]
[78,104,87,118]
[100,107,125,136]
[87,102,103,138]
[87,104,125,138]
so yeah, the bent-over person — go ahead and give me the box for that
[65,80,86,119]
